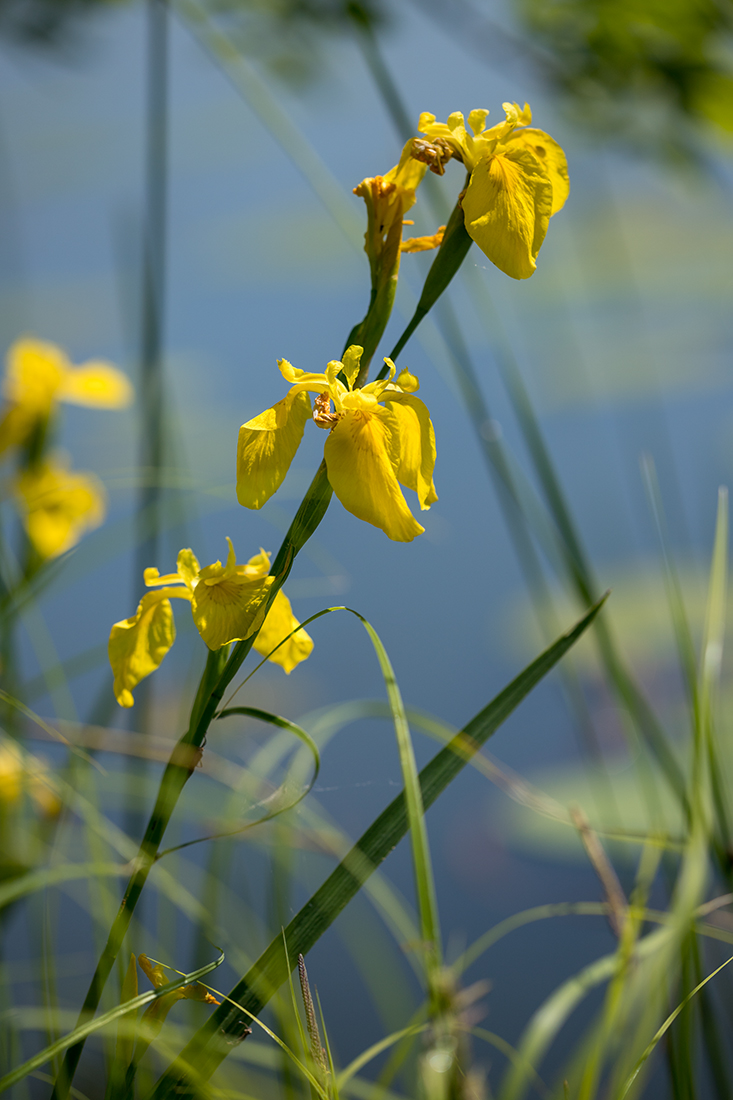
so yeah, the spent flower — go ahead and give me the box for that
[417,102,569,279]
[236,345,437,542]
[109,539,313,708]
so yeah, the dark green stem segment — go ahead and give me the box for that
[386,191,472,369]
[149,597,606,1099]
[51,465,333,1099]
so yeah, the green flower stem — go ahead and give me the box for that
[51,464,333,1099]
[384,192,472,370]
[52,139,478,1100]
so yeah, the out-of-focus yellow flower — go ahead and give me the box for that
[236,345,437,543]
[0,337,133,455]
[109,540,312,708]
[14,457,106,560]
[417,103,569,280]
[138,953,219,1030]
[0,740,61,817]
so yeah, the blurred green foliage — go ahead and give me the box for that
[516,0,733,155]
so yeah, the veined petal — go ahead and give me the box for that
[15,459,106,560]
[3,338,67,414]
[463,145,553,280]
[381,393,438,510]
[58,361,133,408]
[254,589,314,673]
[503,128,569,215]
[236,389,312,510]
[191,571,274,650]
[108,587,190,708]
[324,408,424,542]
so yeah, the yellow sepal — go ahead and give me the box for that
[462,145,553,280]
[254,589,314,673]
[324,407,424,542]
[108,588,190,708]
[236,390,312,510]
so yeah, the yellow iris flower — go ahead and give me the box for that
[417,103,569,280]
[109,539,313,708]
[14,456,106,560]
[236,345,437,543]
[0,337,133,455]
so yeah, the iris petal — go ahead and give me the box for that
[15,459,106,560]
[191,572,274,650]
[236,390,312,510]
[324,408,424,542]
[382,393,438,510]
[503,128,569,216]
[58,362,134,408]
[462,145,553,280]
[109,588,189,708]
[254,589,314,673]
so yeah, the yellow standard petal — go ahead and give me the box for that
[462,144,553,280]
[324,407,424,542]
[237,389,312,510]
[58,361,134,408]
[254,588,314,673]
[15,458,107,560]
[381,392,438,510]
[108,588,188,708]
[192,539,275,649]
[503,128,569,216]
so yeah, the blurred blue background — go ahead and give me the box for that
[3,0,733,1090]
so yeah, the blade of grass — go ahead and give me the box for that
[147,595,606,1097]
[0,951,224,1092]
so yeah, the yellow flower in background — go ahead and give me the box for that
[0,740,61,818]
[236,345,437,543]
[417,103,569,280]
[109,539,313,708]
[14,457,106,560]
[0,337,133,455]
[137,953,219,1031]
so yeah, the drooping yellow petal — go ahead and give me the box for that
[58,361,133,409]
[108,587,189,708]
[324,408,424,542]
[462,145,553,280]
[254,588,313,673]
[236,390,312,510]
[503,128,569,216]
[3,338,67,414]
[381,393,438,510]
[192,563,274,650]
[15,459,106,559]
